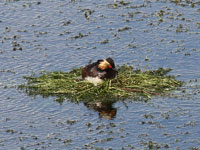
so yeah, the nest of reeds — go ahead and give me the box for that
[19,65,182,103]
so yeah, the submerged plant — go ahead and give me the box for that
[19,65,182,103]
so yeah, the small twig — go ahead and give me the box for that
[120,88,159,95]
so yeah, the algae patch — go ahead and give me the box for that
[19,65,182,103]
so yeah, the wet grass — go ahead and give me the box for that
[19,65,182,103]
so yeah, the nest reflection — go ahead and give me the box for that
[84,100,117,120]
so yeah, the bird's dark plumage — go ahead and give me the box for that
[82,57,117,80]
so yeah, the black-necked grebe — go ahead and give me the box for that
[82,57,117,84]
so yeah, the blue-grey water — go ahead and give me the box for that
[0,0,200,150]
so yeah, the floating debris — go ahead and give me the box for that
[118,26,132,32]
[72,32,88,39]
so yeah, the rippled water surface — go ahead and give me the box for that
[0,0,200,150]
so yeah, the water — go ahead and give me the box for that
[0,0,200,149]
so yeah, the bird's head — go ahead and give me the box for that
[98,57,116,70]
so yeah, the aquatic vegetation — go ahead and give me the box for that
[118,26,132,32]
[72,32,88,39]
[19,65,182,103]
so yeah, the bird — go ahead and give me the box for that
[82,57,117,85]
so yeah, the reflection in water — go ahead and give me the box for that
[84,100,117,120]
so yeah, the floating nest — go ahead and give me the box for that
[19,65,182,103]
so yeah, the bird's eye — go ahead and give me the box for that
[108,65,112,68]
